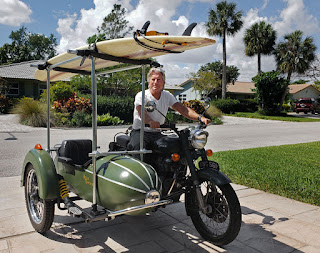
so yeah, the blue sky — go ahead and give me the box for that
[1,0,320,84]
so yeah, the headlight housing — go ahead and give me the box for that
[189,129,208,149]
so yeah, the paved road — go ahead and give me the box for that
[1,114,320,177]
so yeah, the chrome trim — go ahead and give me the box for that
[89,149,152,157]
[110,161,150,191]
[85,169,147,194]
[89,199,172,222]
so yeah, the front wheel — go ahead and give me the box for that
[186,180,241,246]
[24,164,55,233]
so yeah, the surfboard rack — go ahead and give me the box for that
[35,49,160,76]
[68,49,160,67]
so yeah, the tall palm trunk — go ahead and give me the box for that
[222,30,227,99]
[257,52,261,76]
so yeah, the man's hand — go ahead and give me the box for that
[199,116,211,125]
[149,120,160,128]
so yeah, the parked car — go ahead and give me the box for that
[295,98,320,114]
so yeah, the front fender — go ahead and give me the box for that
[21,149,60,200]
[197,167,232,185]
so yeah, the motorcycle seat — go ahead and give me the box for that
[116,135,130,148]
[58,139,92,168]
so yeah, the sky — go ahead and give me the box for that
[1,0,320,85]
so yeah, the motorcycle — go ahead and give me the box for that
[109,100,242,245]
[20,21,240,246]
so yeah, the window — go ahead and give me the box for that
[39,84,47,95]
[178,94,186,102]
[7,83,19,95]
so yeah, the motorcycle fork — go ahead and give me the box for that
[180,131,208,214]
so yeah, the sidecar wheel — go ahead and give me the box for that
[24,164,54,233]
[186,180,241,246]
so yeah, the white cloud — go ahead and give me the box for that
[0,0,32,26]
[274,0,320,37]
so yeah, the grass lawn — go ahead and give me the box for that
[211,141,320,206]
[225,112,320,122]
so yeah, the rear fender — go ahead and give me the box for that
[21,149,60,200]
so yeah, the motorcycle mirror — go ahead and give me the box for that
[145,101,156,112]
[204,98,211,107]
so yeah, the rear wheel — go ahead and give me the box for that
[24,164,54,233]
[186,179,241,246]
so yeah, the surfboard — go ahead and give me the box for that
[35,35,216,82]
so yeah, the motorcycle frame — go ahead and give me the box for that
[39,49,159,209]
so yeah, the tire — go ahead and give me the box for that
[186,179,242,246]
[24,164,55,233]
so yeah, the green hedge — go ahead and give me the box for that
[80,94,134,124]
[211,98,258,114]
[211,99,240,114]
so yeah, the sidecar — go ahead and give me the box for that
[20,22,216,233]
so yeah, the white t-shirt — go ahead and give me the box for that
[132,89,178,131]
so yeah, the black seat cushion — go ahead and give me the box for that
[58,139,92,166]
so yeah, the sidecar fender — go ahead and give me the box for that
[21,149,60,200]
[197,167,232,185]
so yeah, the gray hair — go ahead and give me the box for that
[147,67,166,83]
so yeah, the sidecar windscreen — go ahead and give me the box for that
[58,139,92,167]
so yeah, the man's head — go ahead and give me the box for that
[147,68,165,94]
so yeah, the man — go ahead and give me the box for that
[128,67,211,154]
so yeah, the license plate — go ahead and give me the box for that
[199,160,220,170]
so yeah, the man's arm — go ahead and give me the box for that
[172,102,211,125]
[136,105,160,128]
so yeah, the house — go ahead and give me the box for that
[174,79,320,101]
[226,81,255,99]
[288,83,320,100]
[0,60,46,98]
[174,78,202,102]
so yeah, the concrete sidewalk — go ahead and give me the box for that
[1,176,320,252]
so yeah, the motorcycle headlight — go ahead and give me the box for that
[189,129,208,149]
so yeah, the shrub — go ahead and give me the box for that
[71,110,91,127]
[0,95,11,114]
[11,97,53,127]
[282,104,291,112]
[211,99,240,114]
[97,113,124,126]
[53,92,91,114]
[182,100,205,114]
[238,99,258,112]
[51,81,74,101]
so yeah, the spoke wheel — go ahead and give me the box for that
[186,179,241,246]
[25,164,54,233]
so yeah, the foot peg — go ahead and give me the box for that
[68,206,83,216]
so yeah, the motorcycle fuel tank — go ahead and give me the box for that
[55,155,161,215]
[152,135,181,154]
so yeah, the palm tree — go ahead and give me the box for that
[274,30,316,107]
[206,1,243,99]
[244,21,276,75]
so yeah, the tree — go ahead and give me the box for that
[274,30,316,107]
[190,71,221,98]
[244,21,276,75]
[0,26,57,64]
[252,71,288,115]
[206,1,243,99]
[87,4,133,43]
[199,61,239,84]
